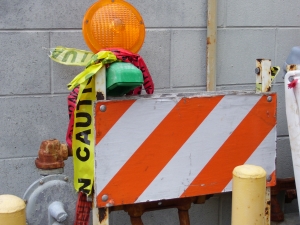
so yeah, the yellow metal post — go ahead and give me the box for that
[231,165,266,225]
[0,195,26,225]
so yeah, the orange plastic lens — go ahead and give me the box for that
[82,0,145,53]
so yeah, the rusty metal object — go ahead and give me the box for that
[271,177,297,222]
[98,208,109,225]
[124,204,144,225]
[102,196,208,225]
[35,139,68,169]
[96,195,209,224]
[285,189,297,203]
[95,67,106,100]
[286,64,300,72]
[177,198,193,225]
[256,59,272,92]
[265,187,271,225]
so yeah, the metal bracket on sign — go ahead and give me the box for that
[255,59,280,92]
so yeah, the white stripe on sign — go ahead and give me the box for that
[95,98,177,192]
[136,95,261,202]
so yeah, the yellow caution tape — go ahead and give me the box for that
[72,75,96,194]
[49,46,94,66]
[49,47,117,194]
[67,51,117,90]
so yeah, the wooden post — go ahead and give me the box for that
[94,66,109,225]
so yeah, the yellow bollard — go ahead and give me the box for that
[0,194,26,225]
[231,165,266,225]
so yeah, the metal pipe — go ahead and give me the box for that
[48,201,68,223]
[206,0,217,91]
[231,165,266,225]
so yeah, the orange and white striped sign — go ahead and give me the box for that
[94,92,277,207]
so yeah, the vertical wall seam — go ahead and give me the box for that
[224,0,228,28]
[169,28,173,89]
[49,31,54,95]
[274,27,278,83]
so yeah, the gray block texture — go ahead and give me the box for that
[0,32,50,95]
[226,1,300,27]
[50,31,90,93]
[0,95,69,158]
[0,0,95,29]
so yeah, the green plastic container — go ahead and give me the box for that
[106,62,143,96]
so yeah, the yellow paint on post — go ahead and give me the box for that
[0,195,26,225]
[231,165,266,225]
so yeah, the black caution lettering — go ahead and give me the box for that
[78,178,91,194]
[75,112,91,127]
[76,146,90,162]
[76,100,92,110]
[76,129,91,145]
[82,88,92,93]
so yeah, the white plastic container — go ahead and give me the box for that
[284,70,300,212]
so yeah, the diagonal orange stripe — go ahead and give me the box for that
[95,100,136,145]
[267,170,276,187]
[97,96,224,206]
[181,94,277,197]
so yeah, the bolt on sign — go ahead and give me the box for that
[94,91,277,207]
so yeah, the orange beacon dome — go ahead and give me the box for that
[82,0,145,53]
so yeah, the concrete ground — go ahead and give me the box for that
[271,213,300,225]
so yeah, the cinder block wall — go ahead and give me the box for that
[0,0,299,224]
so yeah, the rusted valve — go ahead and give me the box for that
[35,139,68,169]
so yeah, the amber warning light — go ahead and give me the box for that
[82,0,145,53]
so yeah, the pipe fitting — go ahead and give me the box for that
[48,201,68,223]
[35,139,68,170]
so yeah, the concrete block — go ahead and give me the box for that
[142,208,180,225]
[0,32,50,95]
[171,29,206,87]
[276,137,299,214]
[127,0,207,28]
[0,0,226,29]
[0,157,74,201]
[227,1,300,27]
[0,157,40,197]
[217,29,276,85]
[0,0,95,29]
[275,2,300,27]
[276,137,294,178]
[50,31,90,93]
[275,29,300,82]
[273,84,288,136]
[139,29,171,90]
[189,196,220,224]
[226,0,276,27]
[109,210,132,225]
[110,208,180,225]
[0,95,69,159]
[219,193,232,225]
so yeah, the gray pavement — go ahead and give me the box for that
[272,213,300,225]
